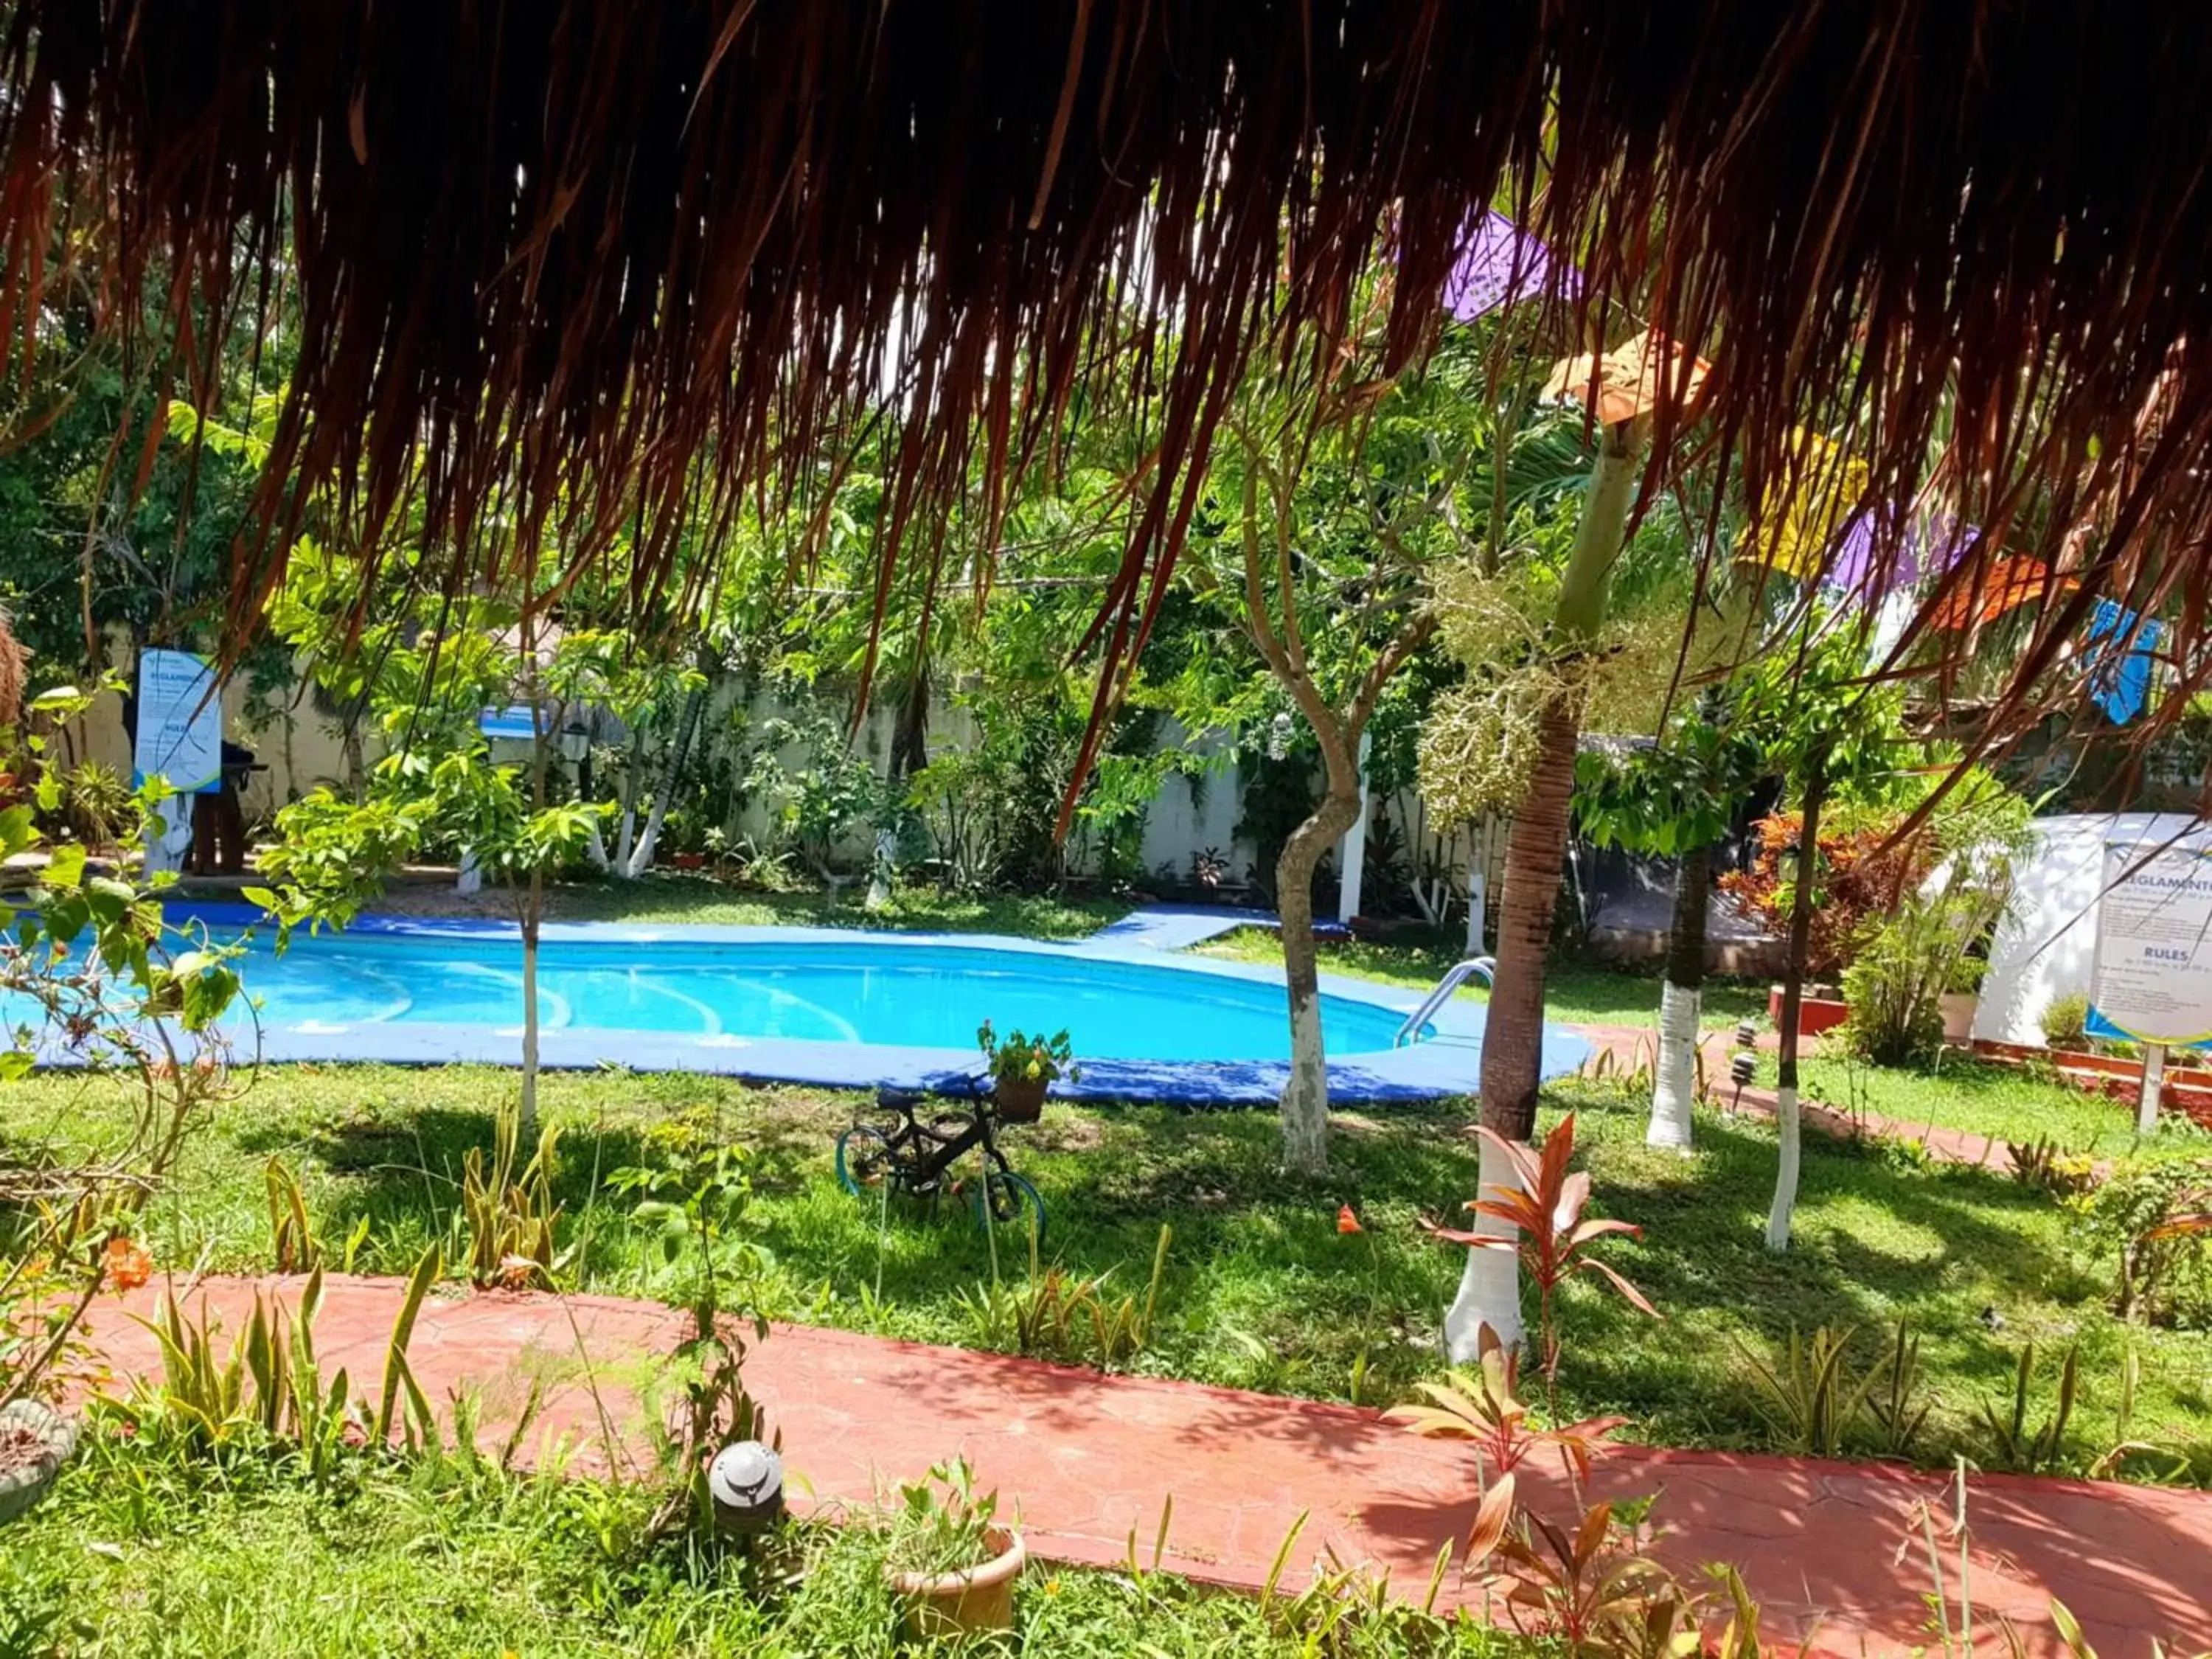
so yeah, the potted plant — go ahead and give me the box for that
[977,1022,1077,1124]
[881,1457,1025,1640]
[0,1399,79,1527]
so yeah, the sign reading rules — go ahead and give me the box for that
[2090,843,2212,1047]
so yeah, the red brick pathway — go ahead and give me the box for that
[84,1275,2212,1657]
[1573,1023,2014,1169]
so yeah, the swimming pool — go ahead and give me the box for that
[153,905,1590,1105]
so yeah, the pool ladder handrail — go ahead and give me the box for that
[1393,955,1495,1047]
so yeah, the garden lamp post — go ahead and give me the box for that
[707,1440,785,1539]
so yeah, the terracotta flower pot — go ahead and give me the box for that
[888,1524,1026,1640]
[0,1399,78,1528]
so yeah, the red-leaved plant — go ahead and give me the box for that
[1390,1324,1628,1481]
[1424,1114,1658,1400]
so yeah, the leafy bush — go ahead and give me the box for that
[2042,992,2091,1051]
[743,709,896,881]
[1735,1320,1932,1459]
[2072,1159,2212,1324]
[1719,810,1928,980]
[2008,1134,2097,1198]
[1838,936,1949,1066]
[1834,771,2031,1066]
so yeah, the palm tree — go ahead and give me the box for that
[1445,407,1645,1354]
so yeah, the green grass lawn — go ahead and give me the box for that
[14,1061,2207,1488]
[1794,1049,2205,1161]
[1192,925,1769,1031]
[0,1436,1509,1657]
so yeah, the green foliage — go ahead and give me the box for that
[373,1245,444,1452]
[116,1265,434,1480]
[605,1119,776,1534]
[253,742,604,945]
[1736,1324,1886,1457]
[4,1440,1518,1658]
[2072,1160,2212,1324]
[2008,1135,2098,1199]
[47,759,133,849]
[14,1055,2212,1487]
[880,1456,1004,1579]
[976,1021,1078,1088]
[1574,686,1764,860]
[1837,770,2034,1066]
[1976,1341,2079,1474]
[0,686,247,1409]
[904,743,1022,889]
[248,788,426,942]
[1736,1320,1932,1459]
[1866,1320,1935,1458]
[956,1219,1169,1370]
[2042,993,2092,1051]
[264,1155,368,1273]
[454,1103,563,1290]
[744,707,894,878]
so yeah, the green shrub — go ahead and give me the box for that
[2072,1158,2212,1325]
[2042,992,2090,1051]
[1836,776,2031,1067]
[1838,931,1950,1067]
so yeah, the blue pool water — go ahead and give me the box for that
[220,929,1411,1064]
[71,906,1596,1104]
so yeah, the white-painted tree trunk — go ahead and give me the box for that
[456,850,482,896]
[583,820,611,871]
[1281,984,1329,1174]
[519,911,540,1144]
[624,685,705,878]
[1444,1135,1525,1358]
[1764,1085,1801,1251]
[1336,733,1372,923]
[1648,980,1700,1150]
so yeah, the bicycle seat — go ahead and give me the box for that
[876,1086,925,1112]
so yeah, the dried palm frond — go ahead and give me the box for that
[0,4,2207,801]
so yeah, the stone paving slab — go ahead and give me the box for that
[81,1276,2212,1657]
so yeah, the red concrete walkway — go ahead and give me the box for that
[1573,1023,2015,1169]
[83,1275,2212,1657]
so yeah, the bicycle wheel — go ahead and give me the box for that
[835,1125,897,1196]
[971,1167,1046,1248]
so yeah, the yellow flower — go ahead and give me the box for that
[1044,1577,1061,1597]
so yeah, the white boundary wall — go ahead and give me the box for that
[1972,812,2212,1047]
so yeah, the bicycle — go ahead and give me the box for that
[833,1075,1047,1245]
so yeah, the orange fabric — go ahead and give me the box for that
[1927,557,2077,631]
[1543,329,1713,425]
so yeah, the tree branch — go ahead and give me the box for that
[1350,609,1439,739]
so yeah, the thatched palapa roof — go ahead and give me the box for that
[4,2,2212,764]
